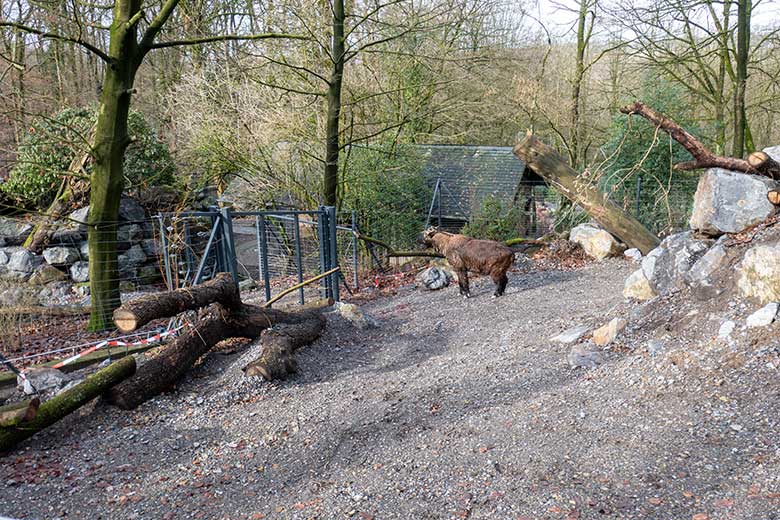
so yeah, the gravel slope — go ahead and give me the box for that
[2,260,780,520]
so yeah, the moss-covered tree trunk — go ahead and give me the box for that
[323,0,345,206]
[87,0,142,331]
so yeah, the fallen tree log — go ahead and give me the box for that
[620,102,780,180]
[513,132,660,254]
[0,357,135,452]
[113,272,241,333]
[106,277,331,409]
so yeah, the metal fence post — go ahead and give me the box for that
[293,213,305,305]
[156,215,174,289]
[220,207,239,285]
[317,206,331,299]
[437,180,442,228]
[326,206,340,302]
[351,210,359,290]
[258,214,271,303]
[208,206,225,275]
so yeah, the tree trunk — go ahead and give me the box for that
[324,0,345,206]
[513,132,660,254]
[113,272,241,332]
[0,357,136,452]
[733,0,751,157]
[87,0,143,331]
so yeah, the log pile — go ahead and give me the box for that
[1,273,330,451]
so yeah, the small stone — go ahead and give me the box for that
[567,344,604,368]
[746,302,778,328]
[647,340,665,356]
[592,318,627,346]
[70,261,90,283]
[623,248,642,262]
[333,302,380,329]
[550,325,590,344]
[718,320,736,339]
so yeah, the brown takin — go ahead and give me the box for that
[422,227,514,298]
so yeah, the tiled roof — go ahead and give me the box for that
[415,145,532,219]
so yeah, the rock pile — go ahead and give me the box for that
[0,196,163,306]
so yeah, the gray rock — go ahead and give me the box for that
[141,238,160,258]
[567,344,604,368]
[70,261,90,282]
[763,145,780,162]
[119,244,147,268]
[647,340,666,356]
[0,217,33,246]
[689,168,778,236]
[417,266,451,290]
[686,243,728,299]
[333,302,380,329]
[137,264,161,284]
[118,224,143,242]
[0,285,39,306]
[37,281,75,306]
[8,249,41,273]
[643,232,712,295]
[118,197,146,222]
[746,302,778,328]
[28,264,67,285]
[17,367,70,395]
[69,206,90,225]
[569,223,624,260]
[737,242,780,304]
[43,246,79,266]
[550,325,590,344]
[0,248,9,265]
[79,241,89,259]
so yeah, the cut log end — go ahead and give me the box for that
[767,190,780,205]
[749,151,769,167]
[113,310,137,333]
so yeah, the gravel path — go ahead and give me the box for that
[3,261,780,520]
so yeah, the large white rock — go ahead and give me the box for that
[737,242,780,303]
[623,268,656,300]
[70,261,90,282]
[550,325,590,344]
[569,223,623,260]
[17,367,70,395]
[43,246,79,266]
[686,242,728,299]
[746,303,779,328]
[417,266,451,290]
[0,217,33,246]
[689,168,778,236]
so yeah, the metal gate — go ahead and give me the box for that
[157,206,345,306]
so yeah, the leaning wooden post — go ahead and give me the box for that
[513,132,660,254]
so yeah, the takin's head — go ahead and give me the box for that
[420,227,440,246]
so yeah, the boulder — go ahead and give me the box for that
[689,168,778,236]
[141,238,160,258]
[79,241,89,259]
[417,266,452,290]
[737,242,780,303]
[642,232,712,295]
[550,325,590,344]
[333,302,380,329]
[686,242,728,300]
[592,318,627,346]
[567,344,604,368]
[119,244,147,268]
[763,145,780,162]
[746,302,778,328]
[69,206,90,225]
[118,224,143,242]
[7,249,41,273]
[119,197,146,222]
[0,217,33,246]
[569,223,623,260]
[70,261,90,283]
[623,268,656,300]
[29,264,67,285]
[0,248,9,265]
[17,367,70,396]
[43,246,79,266]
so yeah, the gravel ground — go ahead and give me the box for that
[2,260,780,520]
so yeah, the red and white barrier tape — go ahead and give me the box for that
[51,326,184,369]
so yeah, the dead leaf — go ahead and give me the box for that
[713,499,734,507]
[692,514,709,520]
[683,491,695,498]
[648,498,663,505]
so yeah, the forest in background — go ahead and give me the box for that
[2,0,779,212]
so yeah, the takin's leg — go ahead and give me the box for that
[457,269,471,298]
[492,272,508,297]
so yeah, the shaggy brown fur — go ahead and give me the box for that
[422,228,514,297]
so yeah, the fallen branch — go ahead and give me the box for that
[264,267,339,308]
[0,357,136,452]
[355,232,443,258]
[513,132,660,254]
[620,101,780,180]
